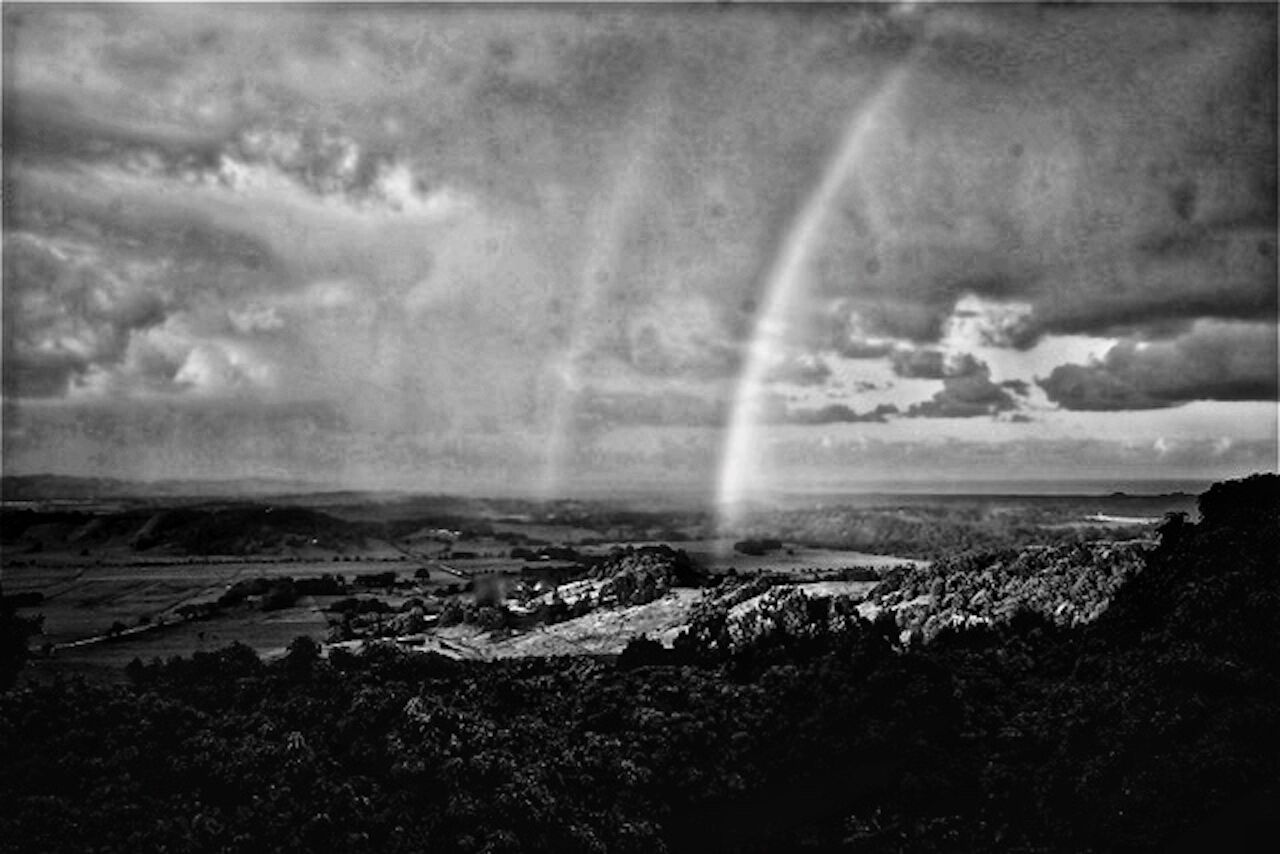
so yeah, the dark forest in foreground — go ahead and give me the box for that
[1,473,1277,853]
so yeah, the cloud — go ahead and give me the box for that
[802,3,1275,349]
[172,342,275,395]
[620,295,743,380]
[1038,320,1279,411]
[890,347,947,379]
[4,397,358,484]
[575,387,901,429]
[762,434,1279,485]
[73,321,192,397]
[905,360,1019,418]
[227,303,285,335]
[2,232,171,398]
[781,402,898,425]
[576,388,729,429]
[2,88,229,171]
[2,350,85,399]
[815,299,899,358]
[889,348,985,380]
[1000,379,1030,396]
[3,4,1275,491]
[763,353,832,386]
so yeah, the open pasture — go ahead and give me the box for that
[7,561,248,645]
[25,599,334,684]
[4,557,434,681]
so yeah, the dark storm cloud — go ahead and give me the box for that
[15,3,1269,370]
[5,398,355,481]
[1000,379,1031,397]
[2,233,172,398]
[889,349,986,381]
[835,338,896,360]
[10,170,279,281]
[890,347,947,379]
[577,388,898,429]
[905,362,1018,419]
[1,350,85,399]
[781,402,898,425]
[3,3,1275,488]
[1038,321,1279,411]
[2,91,229,168]
[806,2,1276,352]
[4,89,432,220]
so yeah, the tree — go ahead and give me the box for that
[284,635,321,674]
[0,598,43,689]
[618,634,667,669]
[1157,511,1189,546]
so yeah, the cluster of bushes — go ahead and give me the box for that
[837,565,882,582]
[716,586,874,655]
[159,574,357,628]
[438,601,511,632]
[1,475,1277,852]
[326,596,394,616]
[868,541,1149,641]
[590,548,694,608]
[216,573,350,612]
[329,606,431,643]
[326,596,439,643]
[589,546,703,586]
[732,538,783,556]
[352,571,400,589]
[510,545,582,562]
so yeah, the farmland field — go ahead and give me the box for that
[4,557,430,682]
[29,601,332,683]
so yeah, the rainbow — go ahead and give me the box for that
[715,65,911,532]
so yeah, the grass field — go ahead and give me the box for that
[19,600,334,684]
[6,557,429,682]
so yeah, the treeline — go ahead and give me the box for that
[1,474,1277,852]
[867,541,1149,641]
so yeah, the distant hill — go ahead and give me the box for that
[2,502,375,556]
[1,474,341,502]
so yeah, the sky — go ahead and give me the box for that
[2,2,1277,508]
